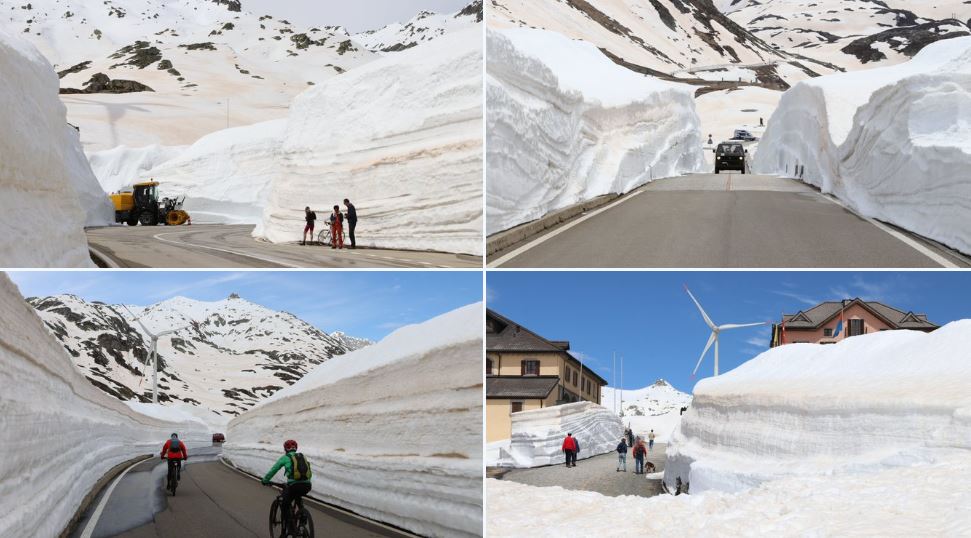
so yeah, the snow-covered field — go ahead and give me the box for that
[489,322,971,536]
[491,401,622,468]
[486,28,704,234]
[0,274,209,537]
[223,303,483,538]
[256,28,482,254]
[602,379,692,444]
[0,28,108,267]
[755,37,971,253]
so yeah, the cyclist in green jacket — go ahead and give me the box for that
[262,439,312,537]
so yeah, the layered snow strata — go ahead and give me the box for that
[497,401,622,468]
[88,144,187,196]
[0,29,108,266]
[664,321,971,495]
[754,37,971,253]
[256,29,483,254]
[486,28,705,234]
[0,274,209,537]
[222,303,483,538]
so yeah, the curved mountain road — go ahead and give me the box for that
[70,447,414,538]
[489,174,970,268]
[86,224,482,268]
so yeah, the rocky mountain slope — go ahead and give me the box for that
[353,0,481,52]
[601,379,693,442]
[27,293,371,416]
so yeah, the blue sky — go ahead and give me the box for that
[245,0,473,32]
[8,271,482,342]
[487,271,971,394]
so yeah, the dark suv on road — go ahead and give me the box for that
[714,142,747,174]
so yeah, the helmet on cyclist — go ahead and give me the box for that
[171,433,178,439]
[283,439,298,452]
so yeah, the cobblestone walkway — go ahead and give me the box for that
[498,443,667,498]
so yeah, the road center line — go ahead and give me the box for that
[488,190,645,267]
[80,458,145,538]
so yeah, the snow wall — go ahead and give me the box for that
[88,144,187,196]
[0,28,110,267]
[0,274,210,537]
[754,37,971,254]
[256,28,483,254]
[498,401,622,468]
[486,28,705,235]
[664,322,971,495]
[223,303,483,538]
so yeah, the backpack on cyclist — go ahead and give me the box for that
[288,452,312,481]
[170,438,182,452]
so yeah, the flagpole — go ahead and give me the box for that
[612,351,616,414]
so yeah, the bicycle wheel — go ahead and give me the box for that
[268,498,283,538]
[299,508,314,538]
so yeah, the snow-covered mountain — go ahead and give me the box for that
[601,379,692,442]
[3,0,480,151]
[353,0,481,53]
[27,293,371,416]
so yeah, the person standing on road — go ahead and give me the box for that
[301,207,316,246]
[616,438,628,472]
[343,198,357,249]
[633,437,646,474]
[649,430,656,451]
[160,432,188,482]
[330,205,344,249]
[262,439,312,538]
[562,433,578,468]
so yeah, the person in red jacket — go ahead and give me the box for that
[161,433,188,486]
[562,433,578,468]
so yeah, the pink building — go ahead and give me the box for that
[770,298,937,347]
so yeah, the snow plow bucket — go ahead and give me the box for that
[166,210,190,226]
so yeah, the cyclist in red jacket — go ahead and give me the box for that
[161,433,188,485]
[562,433,578,468]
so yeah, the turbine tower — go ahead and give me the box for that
[124,306,191,404]
[684,285,766,377]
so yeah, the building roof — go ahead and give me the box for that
[486,376,560,399]
[486,309,609,386]
[782,299,938,330]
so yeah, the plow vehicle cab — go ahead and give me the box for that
[110,181,190,226]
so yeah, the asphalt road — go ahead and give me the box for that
[71,448,411,538]
[490,174,966,268]
[86,224,482,268]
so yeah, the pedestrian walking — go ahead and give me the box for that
[329,205,344,249]
[301,206,316,245]
[562,433,578,468]
[343,198,357,249]
[649,430,656,451]
[616,438,628,472]
[574,437,580,465]
[633,437,646,474]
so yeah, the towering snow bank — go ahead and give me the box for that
[486,28,705,235]
[497,401,622,468]
[0,29,106,266]
[257,29,482,254]
[0,274,209,537]
[754,37,971,253]
[602,379,692,443]
[664,321,971,495]
[88,144,187,195]
[223,303,483,538]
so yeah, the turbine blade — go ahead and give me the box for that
[684,285,716,330]
[692,332,717,376]
[719,322,767,330]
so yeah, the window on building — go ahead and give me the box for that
[823,328,833,337]
[565,367,572,384]
[511,401,523,413]
[573,371,578,385]
[486,358,493,375]
[848,319,865,337]
[521,359,540,376]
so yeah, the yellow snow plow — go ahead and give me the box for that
[109,181,191,226]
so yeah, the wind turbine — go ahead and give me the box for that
[684,285,766,377]
[124,306,191,404]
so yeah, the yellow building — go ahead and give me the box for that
[486,309,608,443]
